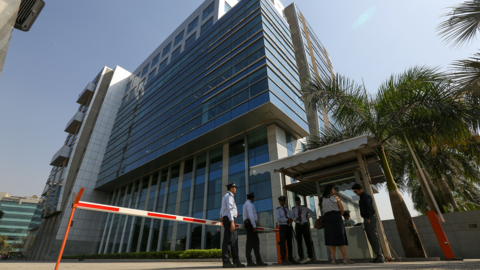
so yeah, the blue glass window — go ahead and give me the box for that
[174,30,184,47]
[141,64,150,77]
[172,46,181,60]
[225,2,231,12]
[151,53,160,67]
[201,18,213,35]
[162,42,172,58]
[159,59,167,71]
[185,33,196,48]
[203,2,214,20]
[188,17,198,34]
[148,69,157,83]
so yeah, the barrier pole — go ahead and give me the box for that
[275,226,282,264]
[426,211,455,260]
[54,187,85,270]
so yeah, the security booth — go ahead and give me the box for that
[250,135,393,261]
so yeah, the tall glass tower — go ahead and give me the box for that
[30,0,334,259]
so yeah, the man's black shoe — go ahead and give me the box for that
[256,261,268,266]
[234,262,246,268]
[291,260,300,264]
[281,261,292,265]
[247,261,257,267]
[373,259,385,263]
[223,262,236,268]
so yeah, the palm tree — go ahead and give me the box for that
[437,0,480,48]
[302,66,476,257]
[388,138,480,213]
[437,1,480,131]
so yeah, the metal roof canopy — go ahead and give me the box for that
[250,135,386,197]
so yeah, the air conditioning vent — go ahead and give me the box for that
[14,0,45,32]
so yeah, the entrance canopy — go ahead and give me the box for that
[250,135,386,197]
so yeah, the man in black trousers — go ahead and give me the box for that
[220,182,245,268]
[352,183,385,263]
[291,196,315,264]
[243,192,268,267]
[275,196,294,265]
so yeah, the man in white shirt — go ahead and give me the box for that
[275,196,294,265]
[291,196,315,264]
[243,192,268,267]
[219,182,244,268]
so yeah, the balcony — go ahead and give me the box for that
[65,111,85,134]
[76,82,96,105]
[50,145,72,166]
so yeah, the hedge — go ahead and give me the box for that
[62,249,222,260]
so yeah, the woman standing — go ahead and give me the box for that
[320,184,355,265]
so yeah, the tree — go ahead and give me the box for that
[437,1,480,132]
[387,138,480,213]
[0,211,4,220]
[0,235,12,254]
[302,66,476,257]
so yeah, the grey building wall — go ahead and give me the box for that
[0,0,20,77]
[383,210,480,259]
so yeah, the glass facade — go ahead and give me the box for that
[96,0,314,254]
[0,196,43,248]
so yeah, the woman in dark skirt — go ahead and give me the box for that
[320,184,355,265]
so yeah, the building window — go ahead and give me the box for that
[151,53,160,67]
[172,46,181,60]
[159,59,167,71]
[187,17,198,34]
[185,32,196,48]
[148,69,157,83]
[203,2,214,20]
[162,42,172,58]
[225,2,231,12]
[201,18,213,35]
[141,64,150,77]
[174,30,184,47]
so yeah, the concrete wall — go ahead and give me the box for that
[383,210,480,259]
[0,0,20,78]
[238,232,278,262]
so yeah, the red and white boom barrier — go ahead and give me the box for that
[76,200,279,232]
[55,188,279,270]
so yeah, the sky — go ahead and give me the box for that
[0,0,477,220]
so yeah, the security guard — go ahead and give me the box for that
[275,196,294,265]
[291,196,315,264]
[220,182,244,268]
[243,192,268,267]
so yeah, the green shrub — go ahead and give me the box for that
[62,249,218,260]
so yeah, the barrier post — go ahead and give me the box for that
[426,211,455,260]
[54,187,85,270]
[275,226,281,264]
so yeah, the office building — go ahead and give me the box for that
[0,192,43,250]
[30,0,337,259]
[0,0,44,77]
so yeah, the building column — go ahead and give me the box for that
[220,142,230,245]
[267,124,289,214]
[147,174,161,251]
[171,161,185,251]
[118,184,134,253]
[136,175,153,252]
[186,156,197,250]
[158,166,171,251]
[126,179,142,252]
[201,151,210,249]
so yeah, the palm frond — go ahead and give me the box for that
[437,0,480,48]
